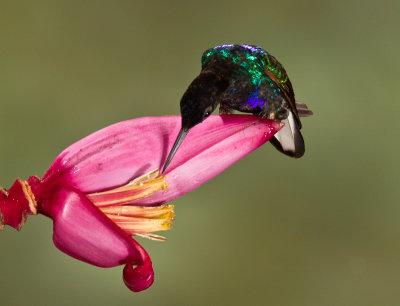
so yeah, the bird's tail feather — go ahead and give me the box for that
[295,101,313,117]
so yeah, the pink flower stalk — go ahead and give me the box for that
[0,115,282,292]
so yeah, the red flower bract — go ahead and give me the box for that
[0,115,282,292]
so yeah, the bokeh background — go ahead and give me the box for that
[1,1,399,305]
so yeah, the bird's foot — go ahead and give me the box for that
[259,111,275,121]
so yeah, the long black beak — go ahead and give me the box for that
[162,128,189,173]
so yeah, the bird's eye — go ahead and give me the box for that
[204,107,213,118]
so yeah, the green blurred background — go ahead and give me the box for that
[1,1,399,305]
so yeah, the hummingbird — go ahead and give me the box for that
[162,44,313,172]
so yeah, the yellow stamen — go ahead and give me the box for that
[105,205,174,234]
[101,204,174,218]
[88,169,167,207]
[87,170,174,241]
[136,233,168,242]
[111,216,173,234]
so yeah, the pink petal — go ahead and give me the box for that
[42,187,153,292]
[43,115,281,202]
[140,117,281,205]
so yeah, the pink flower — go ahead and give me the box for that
[0,115,282,292]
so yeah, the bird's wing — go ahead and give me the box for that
[263,53,302,124]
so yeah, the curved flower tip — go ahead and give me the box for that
[43,187,155,292]
[123,260,154,292]
[0,114,282,293]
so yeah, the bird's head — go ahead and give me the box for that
[162,71,229,172]
[180,90,216,131]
